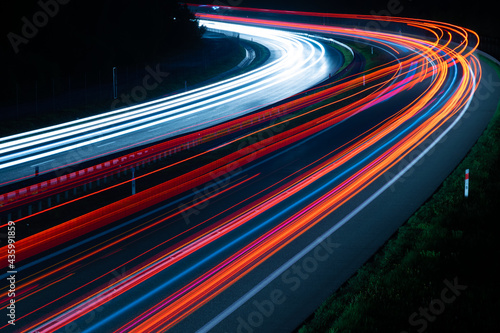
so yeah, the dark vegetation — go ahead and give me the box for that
[0,0,206,111]
[0,35,249,136]
[2,0,204,81]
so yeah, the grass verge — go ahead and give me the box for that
[326,41,354,74]
[297,56,500,332]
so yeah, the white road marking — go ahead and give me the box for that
[196,66,477,333]
[97,141,116,148]
[30,159,54,168]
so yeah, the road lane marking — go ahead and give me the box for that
[97,141,116,148]
[196,65,477,333]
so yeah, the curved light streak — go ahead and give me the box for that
[0,7,483,333]
[0,22,330,172]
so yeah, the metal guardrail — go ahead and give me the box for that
[0,99,302,215]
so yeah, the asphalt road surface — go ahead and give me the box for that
[1,13,497,333]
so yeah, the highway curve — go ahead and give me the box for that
[1,6,498,333]
[0,19,341,186]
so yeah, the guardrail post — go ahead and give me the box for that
[132,169,136,195]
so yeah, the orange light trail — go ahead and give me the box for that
[5,7,482,332]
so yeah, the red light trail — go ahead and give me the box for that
[0,6,482,332]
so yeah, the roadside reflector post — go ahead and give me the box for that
[465,169,469,198]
